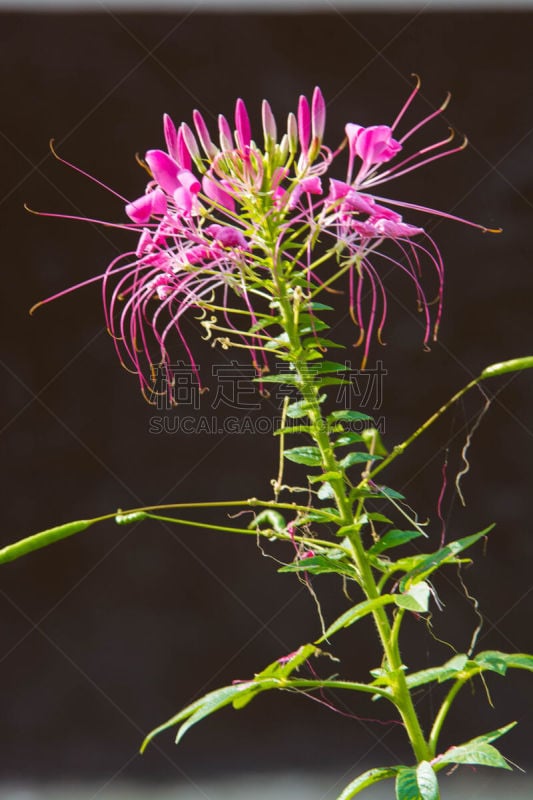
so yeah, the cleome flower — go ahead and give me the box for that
[30,80,494,402]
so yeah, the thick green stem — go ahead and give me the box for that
[269,246,431,763]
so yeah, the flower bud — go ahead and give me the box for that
[193,110,218,160]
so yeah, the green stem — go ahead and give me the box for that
[366,376,480,484]
[429,674,471,755]
[269,244,432,763]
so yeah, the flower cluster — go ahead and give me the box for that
[34,80,489,403]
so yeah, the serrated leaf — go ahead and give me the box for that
[284,446,323,466]
[438,742,511,770]
[340,451,382,468]
[435,722,516,772]
[395,582,430,613]
[336,766,399,800]
[318,594,395,642]
[141,682,257,752]
[369,529,423,555]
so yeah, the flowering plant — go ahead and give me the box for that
[9,81,533,798]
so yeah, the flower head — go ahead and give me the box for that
[31,81,495,402]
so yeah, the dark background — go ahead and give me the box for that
[1,7,533,792]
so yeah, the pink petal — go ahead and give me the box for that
[202,175,236,212]
[311,86,326,141]
[177,169,201,195]
[261,99,277,143]
[193,109,218,159]
[163,114,178,161]
[218,115,233,151]
[298,94,311,154]
[145,150,180,194]
[125,189,167,224]
[356,125,402,166]
[235,98,251,149]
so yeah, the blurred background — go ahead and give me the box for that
[1,1,533,798]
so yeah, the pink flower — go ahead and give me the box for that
[33,82,493,401]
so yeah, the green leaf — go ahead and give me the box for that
[395,768,419,800]
[336,766,399,800]
[340,452,382,468]
[417,762,439,800]
[247,510,286,533]
[318,482,336,500]
[474,650,533,676]
[395,764,439,800]
[334,432,365,447]
[284,446,323,466]
[481,356,533,379]
[251,643,318,684]
[400,524,494,589]
[328,409,374,423]
[257,373,301,385]
[438,742,510,770]
[365,512,393,524]
[376,485,405,500]
[369,529,423,556]
[285,400,311,419]
[307,470,343,485]
[141,681,259,752]
[404,654,470,689]
[395,582,431,613]
[318,594,395,642]
[311,360,349,374]
[435,722,516,772]
[279,552,357,578]
[303,336,345,350]
[297,507,340,524]
[304,301,334,311]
